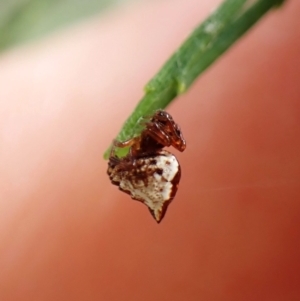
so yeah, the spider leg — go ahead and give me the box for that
[109,137,136,157]
[109,137,141,171]
[108,155,121,169]
[109,139,121,158]
[145,121,171,146]
[113,137,139,149]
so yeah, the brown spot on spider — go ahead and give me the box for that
[107,110,186,223]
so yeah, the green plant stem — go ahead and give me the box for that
[104,0,286,159]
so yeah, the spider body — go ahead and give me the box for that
[107,110,186,223]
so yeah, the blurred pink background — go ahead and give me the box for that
[0,0,299,300]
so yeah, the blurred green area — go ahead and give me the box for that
[0,0,135,52]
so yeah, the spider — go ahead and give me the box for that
[107,110,186,223]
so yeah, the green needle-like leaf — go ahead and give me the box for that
[104,0,286,159]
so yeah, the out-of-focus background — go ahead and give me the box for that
[0,0,140,51]
[1,1,300,301]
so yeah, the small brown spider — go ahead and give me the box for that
[107,110,186,223]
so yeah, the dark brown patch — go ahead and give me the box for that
[156,168,163,175]
[170,164,181,199]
